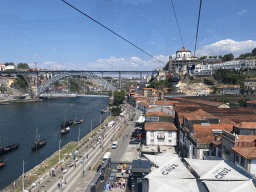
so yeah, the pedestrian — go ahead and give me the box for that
[49,170,51,176]
[87,154,88,159]
[81,159,83,164]
[75,163,76,168]
[58,183,60,189]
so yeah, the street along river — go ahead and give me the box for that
[0,96,109,191]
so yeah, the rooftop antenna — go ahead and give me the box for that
[34,62,38,70]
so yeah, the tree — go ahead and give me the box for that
[209,56,213,59]
[111,106,121,116]
[113,90,125,106]
[252,47,256,55]
[17,63,29,69]
[218,55,223,59]
[108,90,112,97]
[213,56,217,59]
[223,53,234,62]
[199,55,207,60]
[238,98,246,107]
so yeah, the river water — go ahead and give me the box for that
[0,96,109,191]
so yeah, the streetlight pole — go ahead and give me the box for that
[78,128,80,148]
[91,121,92,138]
[100,115,101,130]
[22,160,24,192]
[59,139,61,165]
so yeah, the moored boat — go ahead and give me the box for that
[0,143,20,155]
[31,139,47,150]
[0,159,7,168]
[61,127,70,135]
[61,120,73,128]
[74,119,83,125]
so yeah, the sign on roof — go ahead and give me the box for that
[146,117,159,121]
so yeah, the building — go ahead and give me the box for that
[247,100,256,108]
[217,85,240,95]
[0,63,5,71]
[4,63,15,70]
[145,122,177,146]
[233,122,256,135]
[244,78,256,93]
[145,111,174,123]
[164,47,198,72]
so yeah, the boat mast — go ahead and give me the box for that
[36,127,37,149]
[2,130,3,148]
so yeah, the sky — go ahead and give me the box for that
[0,0,256,71]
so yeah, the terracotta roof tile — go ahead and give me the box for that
[235,122,256,129]
[149,100,179,106]
[138,101,149,107]
[193,124,234,133]
[183,109,218,121]
[145,111,172,117]
[232,147,256,159]
[211,140,222,148]
[237,135,256,141]
[145,122,177,131]
[247,100,256,104]
[150,94,159,97]
[218,85,240,89]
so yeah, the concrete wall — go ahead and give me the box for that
[146,130,177,146]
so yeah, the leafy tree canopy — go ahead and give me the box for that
[223,53,234,62]
[214,69,242,85]
[17,63,29,69]
[147,77,172,89]
[252,47,256,55]
[199,55,207,60]
[111,106,121,116]
[113,90,125,106]
[218,55,223,59]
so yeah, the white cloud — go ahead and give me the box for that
[196,39,256,57]
[84,55,168,71]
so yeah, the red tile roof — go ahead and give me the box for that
[193,124,233,134]
[150,94,159,97]
[218,85,240,89]
[211,140,222,148]
[149,100,179,106]
[138,101,149,107]
[237,135,256,141]
[145,122,177,131]
[145,111,172,117]
[247,100,256,104]
[183,109,218,121]
[232,146,256,159]
[134,97,150,101]
[235,122,256,129]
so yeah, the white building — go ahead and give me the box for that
[145,122,177,146]
[4,63,15,70]
[176,47,198,61]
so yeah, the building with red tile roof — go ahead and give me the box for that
[145,122,177,146]
[217,85,240,95]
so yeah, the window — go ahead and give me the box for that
[150,139,154,143]
[193,146,195,156]
[241,156,245,167]
[168,132,172,137]
[235,153,239,163]
[157,131,165,140]
[150,132,154,137]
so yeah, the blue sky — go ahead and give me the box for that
[0,0,256,70]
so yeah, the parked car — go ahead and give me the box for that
[129,139,141,144]
[112,141,118,149]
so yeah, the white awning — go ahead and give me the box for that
[146,156,194,179]
[203,180,256,192]
[148,178,199,192]
[136,116,145,123]
[185,159,250,180]
[144,152,178,167]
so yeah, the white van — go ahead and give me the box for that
[112,141,118,149]
[103,152,111,162]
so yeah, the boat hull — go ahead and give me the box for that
[61,120,73,128]
[0,143,20,155]
[31,140,47,150]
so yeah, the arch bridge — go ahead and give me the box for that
[0,70,159,96]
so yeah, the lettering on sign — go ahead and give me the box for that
[160,164,179,175]
[145,117,159,121]
[213,167,231,179]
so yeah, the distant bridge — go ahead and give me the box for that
[39,93,109,98]
[0,70,159,96]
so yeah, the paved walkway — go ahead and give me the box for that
[31,104,133,192]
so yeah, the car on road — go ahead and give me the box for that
[129,139,141,144]
[112,141,118,149]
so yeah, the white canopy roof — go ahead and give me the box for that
[146,155,194,179]
[203,180,256,192]
[136,116,145,123]
[144,152,178,167]
[185,159,250,180]
[148,178,199,192]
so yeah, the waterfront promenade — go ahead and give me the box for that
[30,104,133,192]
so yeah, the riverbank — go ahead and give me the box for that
[2,114,114,192]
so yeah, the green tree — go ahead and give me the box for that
[17,63,29,69]
[223,53,234,62]
[238,98,246,107]
[16,78,26,88]
[214,69,241,85]
[209,56,213,59]
[213,56,217,59]
[252,47,256,55]
[211,86,218,93]
[113,90,125,106]
[218,55,223,59]
[111,106,121,116]
[108,90,113,97]
[199,55,207,60]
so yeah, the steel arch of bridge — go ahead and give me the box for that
[37,72,117,96]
